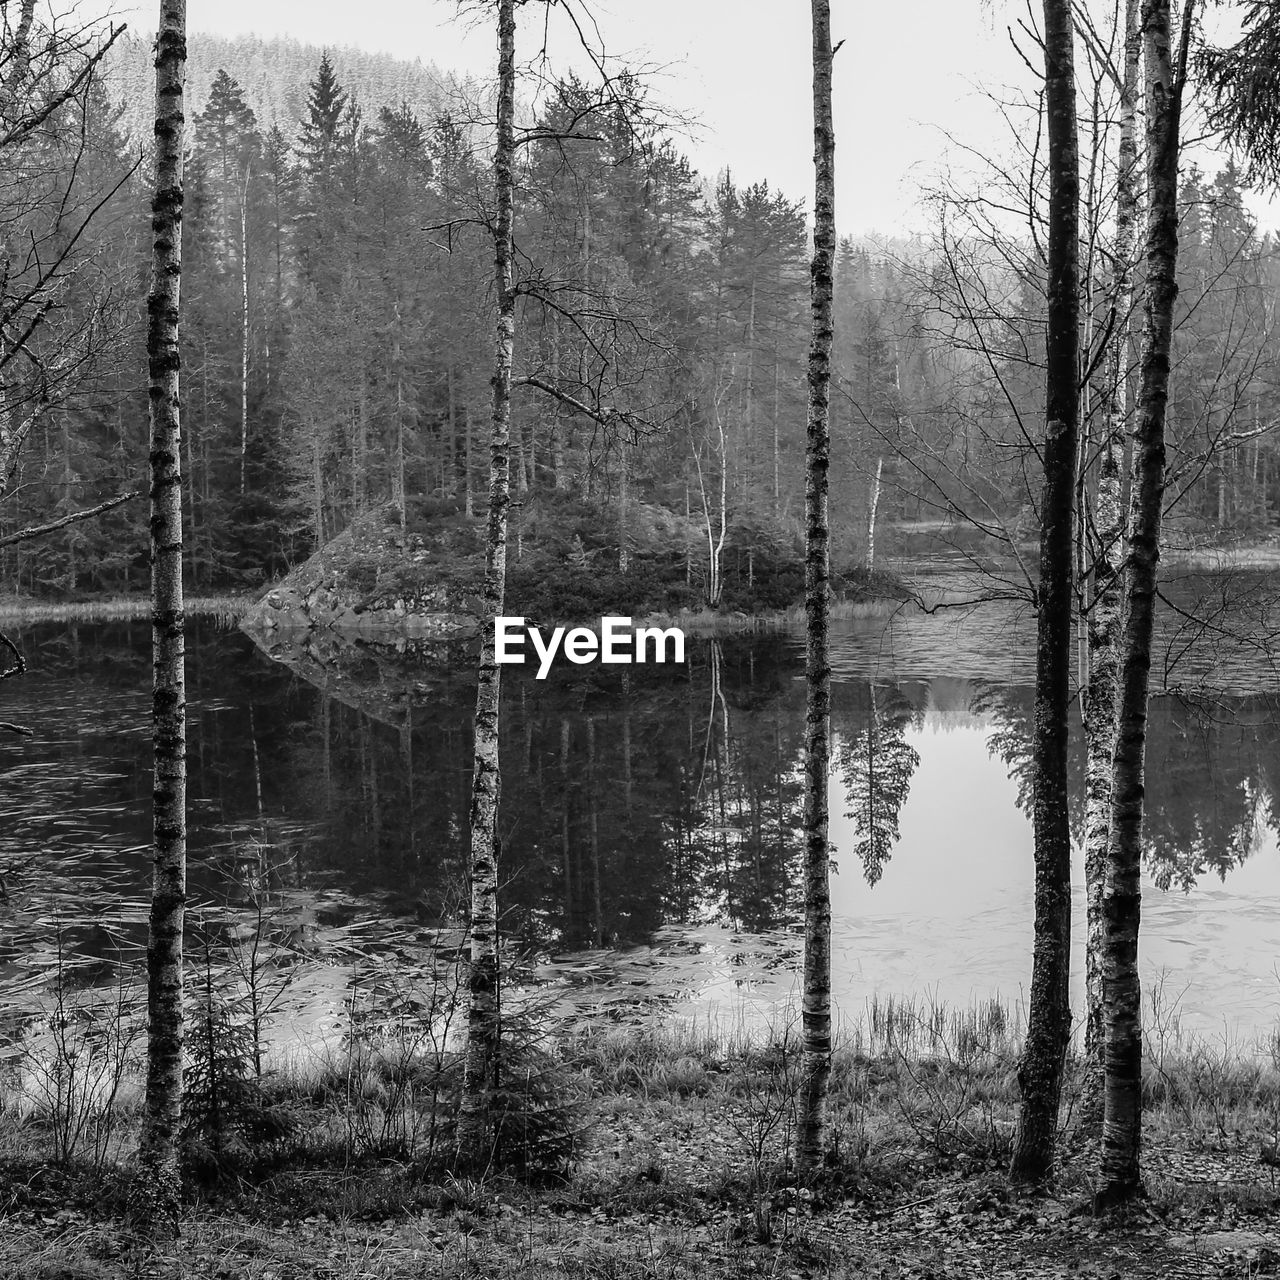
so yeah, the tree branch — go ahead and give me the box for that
[0,490,138,549]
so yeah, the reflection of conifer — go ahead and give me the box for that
[841,681,921,886]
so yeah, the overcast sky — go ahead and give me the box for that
[104,0,1265,237]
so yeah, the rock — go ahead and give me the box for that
[240,502,480,636]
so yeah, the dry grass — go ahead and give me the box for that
[1164,541,1280,570]
[0,595,252,625]
[3,995,1280,1279]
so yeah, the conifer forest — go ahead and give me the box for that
[2,2,1280,1277]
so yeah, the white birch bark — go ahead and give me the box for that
[865,455,883,573]
[137,0,187,1221]
[456,0,515,1167]
[797,0,835,1178]
[1082,0,1139,1125]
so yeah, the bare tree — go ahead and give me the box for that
[796,0,836,1177]
[1096,0,1197,1210]
[1080,0,1140,1125]
[135,0,187,1224]
[451,0,678,1164]
[1010,0,1080,1184]
[0,3,129,500]
[455,0,516,1167]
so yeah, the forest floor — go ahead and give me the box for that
[2,1018,1279,1280]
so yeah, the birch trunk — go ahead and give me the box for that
[865,455,883,573]
[1010,0,1079,1183]
[618,438,629,573]
[797,0,835,1178]
[1097,0,1189,1208]
[1082,0,1139,1126]
[238,162,250,496]
[393,307,406,530]
[138,0,187,1218]
[456,0,515,1167]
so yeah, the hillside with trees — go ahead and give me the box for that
[2,34,1277,607]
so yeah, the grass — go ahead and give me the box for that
[3,994,1280,1277]
[639,596,906,636]
[0,595,252,624]
[1163,538,1280,570]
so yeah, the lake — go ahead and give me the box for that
[1,567,1278,1057]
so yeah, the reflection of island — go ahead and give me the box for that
[246,628,814,950]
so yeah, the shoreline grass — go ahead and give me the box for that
[0,594,252,624]
[2,999,1279,1278]
[1164,541,1280,570]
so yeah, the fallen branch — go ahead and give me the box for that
[0,491,138,549]
[0,630,22,679]
[0,626,33,727]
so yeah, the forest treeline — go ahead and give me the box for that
[3,32,1278,602]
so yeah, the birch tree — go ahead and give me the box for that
[452,0,665,1166]
[1081,0,1140,1124]
[1009,0,1079,1183]
[455,0,516,1167]
[1096,0,1196,1209]
[796,0,836,1177]
[136,0,187,1219]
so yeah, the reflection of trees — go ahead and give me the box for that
[260,632,810,950]
[1142,697,1280,890]
[838,681,920,886]
[969,677,1280,891]
[972,681,1037,817]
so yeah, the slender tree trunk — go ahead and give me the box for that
[353,376,368,514]
[239,161,250,496]
[137,0,187,1221]
[772,337,782,518]
[312,422,324,549]
[865,455,883,573]
[394,308,406,530]
[797,0,835,1178]
[1082,0,1139,1127]
[456,0,515,1167]
[1096,0,1191,1208]
[618,437,629,573]
[1010,0,1079,1183]
[464,399,474,519]
[551,316,567,491]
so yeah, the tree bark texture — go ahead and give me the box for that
[138,0,187,1216]
[1082,0,1140,1126]
[1010,0,1079,1184]
[1097,0,1188,1208]
[456,0,515,1168]
[797,0,835,1178]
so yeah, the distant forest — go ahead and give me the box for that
[2,30,1276,598]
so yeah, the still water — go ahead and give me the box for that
[1,569,1278,1046]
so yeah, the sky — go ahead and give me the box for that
[101,0,1270,237]
[98,0,1033,236]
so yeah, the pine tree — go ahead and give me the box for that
[297,53,348,178]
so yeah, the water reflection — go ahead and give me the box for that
[0,578,1278,1040]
